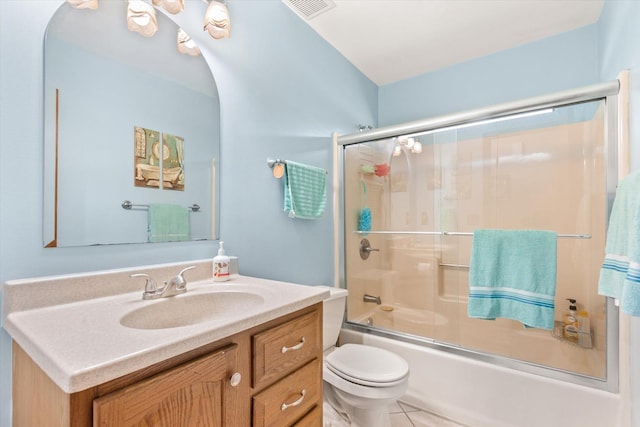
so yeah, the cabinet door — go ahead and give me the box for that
[94,344,239,427]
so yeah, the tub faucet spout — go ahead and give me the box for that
[363,294,382,305]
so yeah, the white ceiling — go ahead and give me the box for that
[286,0,605,86]
[50,1,605,91]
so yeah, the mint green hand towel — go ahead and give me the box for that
[148,204,190,243]
[468,229,558,329]
[283,161,327,219]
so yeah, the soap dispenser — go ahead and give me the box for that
[563,298,579,343]
[213,241,230,282]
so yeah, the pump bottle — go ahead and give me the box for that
[563,298,579,343]
[213,241,230,282]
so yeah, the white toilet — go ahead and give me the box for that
[321,286,409,427]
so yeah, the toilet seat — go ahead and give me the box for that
[325,344,409,387]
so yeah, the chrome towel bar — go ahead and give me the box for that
[121,200,200,212]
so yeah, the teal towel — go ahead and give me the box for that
[147,204,190,243]
[468,229,558,329]
[283,161,327,219]
[598,170,640,316]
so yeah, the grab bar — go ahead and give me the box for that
[439,263,470,269]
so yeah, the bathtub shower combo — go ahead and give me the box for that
[337,81,621,390]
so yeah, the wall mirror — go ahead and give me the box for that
[43,1,220,247]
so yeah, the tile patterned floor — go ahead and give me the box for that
[389,401,467,427]
[324,400,467,427]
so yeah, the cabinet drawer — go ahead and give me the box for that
[252,359,321,427]
[253,309,321,389]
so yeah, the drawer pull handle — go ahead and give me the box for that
[281,337,305,354]
[281,389,306,411]
[229,372,241,387]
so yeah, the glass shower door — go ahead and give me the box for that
[343,100,608,380]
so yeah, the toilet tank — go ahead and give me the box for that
[318,286,348,351]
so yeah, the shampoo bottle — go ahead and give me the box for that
[213,241,230,282]
[563,298,579,343]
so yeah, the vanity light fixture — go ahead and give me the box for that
[177,28,202,56]
[204,0,231,39]
[152,0,185,14]
[68,0,232,48]
[127,0,159,38]
[66,0,99,9]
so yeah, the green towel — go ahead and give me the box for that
[468,229,558,329]
[283,161,327,219]
[148,204,190,242]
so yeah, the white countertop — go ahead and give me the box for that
[2,260,329,393]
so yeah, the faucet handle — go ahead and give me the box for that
[178,265,197,277]
[130,273,158,293]
[171,265,196,291]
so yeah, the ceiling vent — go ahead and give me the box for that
[283,0,336,20]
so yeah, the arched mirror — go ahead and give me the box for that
[43,0,220,247]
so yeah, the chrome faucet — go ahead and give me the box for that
[131,266,196,300]
[363,294,381,305]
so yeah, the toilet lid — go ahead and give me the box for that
[326,344,409,386]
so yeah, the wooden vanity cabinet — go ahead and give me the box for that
[12,303,323,427]
[93,344,240,426]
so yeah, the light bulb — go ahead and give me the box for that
[204,0,231,39]
[67,0,98,9]
[152,0,184,14]
[127,0,158,38]
[177,28,202,56]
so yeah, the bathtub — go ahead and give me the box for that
[339,328,625,427]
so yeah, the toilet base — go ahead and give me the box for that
[323,382,397,427]
[344,405,391,427]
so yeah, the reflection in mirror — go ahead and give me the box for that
[44,1,220,247]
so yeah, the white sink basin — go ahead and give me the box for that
[120,291,265,330]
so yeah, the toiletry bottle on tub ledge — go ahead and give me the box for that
[563,298,579,343]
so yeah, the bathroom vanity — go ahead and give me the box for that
[3,260,328,426]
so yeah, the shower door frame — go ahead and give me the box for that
[335,80,621,392]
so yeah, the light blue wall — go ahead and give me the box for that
[2,0,639,426]
[0,1,376,426]
[599,0,640,170]
[209,1,377,285]
[378,23,599,126]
